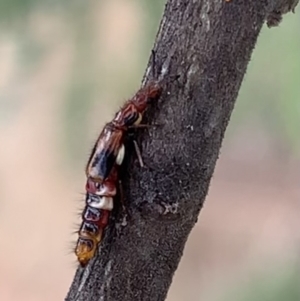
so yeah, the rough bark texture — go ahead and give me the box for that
[66,0,298,300]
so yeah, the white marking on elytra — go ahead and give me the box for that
[116,144,125,165]
[134,113,143,125]
[89,196,114,211]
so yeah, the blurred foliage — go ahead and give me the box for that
[62,2,98,165]
[228,7,300,155]
[139,0,165,51]
[221,260,300,301]
[0,0,38,24]
[0,0,56,27]
[17,30,45,72]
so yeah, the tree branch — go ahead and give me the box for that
[66,1,298,300]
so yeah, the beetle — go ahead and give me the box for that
[75,167,118,267]
[85,81,162,183]
[76,80,162,266]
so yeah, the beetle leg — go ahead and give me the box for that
[127,123,161,129]
[118,179,125,209]
[118,180,130,220]
[133,140,144,168]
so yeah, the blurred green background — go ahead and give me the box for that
[0,1,299,301]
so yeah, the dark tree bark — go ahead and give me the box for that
[66,1,298,300]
